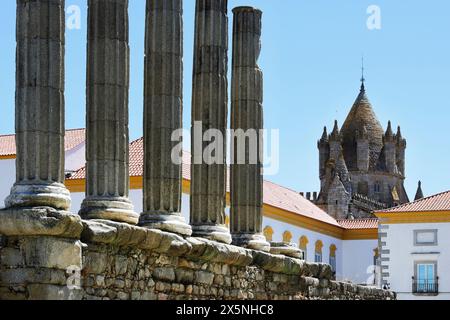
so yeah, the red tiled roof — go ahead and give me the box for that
[70,137,341,227]
[337,218,379,229]
[376,190,450,213]
[0,129,85,157]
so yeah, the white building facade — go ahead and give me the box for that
[376,192,450,300]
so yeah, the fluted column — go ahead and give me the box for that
[80,0,138,225]
[5,0,70,211]
[190,0,231,244]
[139,0,192,236]
[230,7,269,251]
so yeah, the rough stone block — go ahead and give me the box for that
[153,267,176,282]
[83,251,108,274]
[28,284,82,300]
[0,248,24,267]
[195,271,214,285]
[0,208,83,238]
[175,269,194,284]
[22,237,82,270]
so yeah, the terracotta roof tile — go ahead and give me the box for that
[337,218,379,229]
[376,190,450,213]
[0,129,86,157]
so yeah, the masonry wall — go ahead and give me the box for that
[0,212,394,300]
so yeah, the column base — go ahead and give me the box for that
[79,197,139,225]
[139,212,192,236]
[232,233,270,252]
[191,224,232,244]
[5,183,71,211]
[269,242,304,259]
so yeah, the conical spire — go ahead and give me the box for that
[321,126,328,141]
[360,56,366,93]
[396,126,406,147]
[330,120,340,141]
[396,126,403,140]
[386,121,393,136]
[340,82,384,171]
[385,121,395,141]
[415,181,424,201]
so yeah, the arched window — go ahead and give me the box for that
[263,226,274,242]
[329,244,337,272]
[374,182,382,193]
[299,236,309,260]
[282,231,293,244]
[315,240,323,263]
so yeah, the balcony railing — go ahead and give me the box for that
[412,278,439,294]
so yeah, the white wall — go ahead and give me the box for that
[342,239,378,285]
[382,222,450,300]
[0,159,16,209]
[65,142,86,172]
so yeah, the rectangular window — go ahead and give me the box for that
[414,230,438,246]
[315,253,322,263]
[329,256,336,272]
[414,262,438,294]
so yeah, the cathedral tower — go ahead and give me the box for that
[315,81,410,219]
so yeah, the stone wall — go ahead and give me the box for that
[0,209,395,300]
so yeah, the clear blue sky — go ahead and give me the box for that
[1,0,449,199]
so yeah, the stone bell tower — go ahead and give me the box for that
[315,79,410,219]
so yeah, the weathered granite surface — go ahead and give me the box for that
[230,7,269,252]
[80,0,138,225]
[140,0,192,236]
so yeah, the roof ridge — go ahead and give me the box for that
[337,217,378,222]
[66,128,86,132]
[0,133,15,138]
[1,128,86,137]
[384,189,450,212]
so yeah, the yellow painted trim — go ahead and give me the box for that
[263,204,345,239]
[299,235,309,249]
[65,176,379,240]
[375,211,450,224]
[65,178,85,193]
[315,240,323,254]
[329,244,337,257]
[342,228,378,240]
[0,155,16,160]
[263,226,274,242]
[282,230,293,243]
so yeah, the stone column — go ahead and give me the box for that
[139,0,192,236]
[80,0,138,225]
[5,0,70,211]
[1,1,83,301]
[230,7,269,252]
[190,0,231,244]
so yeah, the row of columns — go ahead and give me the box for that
[6,0,269,252]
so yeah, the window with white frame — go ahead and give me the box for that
[414,262,438,294]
